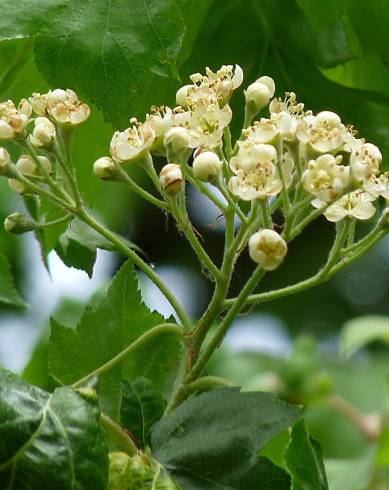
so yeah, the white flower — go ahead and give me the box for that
[178,65,243,107]
[147,106,175,139]
[43,89,90,126]
[248,229,287,270]
[0,99,32,140]
[296,111,346,153]
[159,163,183,195]
[29,93,48,116]
[269,91,305,118]
[193,151,222,181]
[245,76,275,116]
[110,119,155,162]
[313,190,376,222]
[30,117,56,147]
[228,142,292,200]
[302,154,350,202]
[363,172,389,200]
[243,111,297,144]
[350,142,382,181]
[185,92,232,149]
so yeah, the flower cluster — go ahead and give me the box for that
[0,64,386,275]
[0,89,90,195]
[90,64,387,271]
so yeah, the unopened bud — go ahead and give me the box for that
[16,154,52,176]
[164,127,189,162]
[93,157,120,181]
[244,76,275,121]
[193,151,222,182]
[4,212,36,234]
[176,85,194,107]
[248,229,287,270]
[8,178,28,194]
[0,148,13,176]
[30,117,56,147]
[159,164,183,195]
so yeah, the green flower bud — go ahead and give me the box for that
[4,212,36,234]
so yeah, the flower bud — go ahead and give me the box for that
[248,229,287,270]
[176,85,194,107]
[244,76,275,123]
[30,117,56,147]
[164,127,189,162]
[193,151,222,182]
[159,163,183,195]
[93,156,119,180]
[8,178,27,194]
[4,212,36,234]
[0,148,12,176]
[16,154,52,176]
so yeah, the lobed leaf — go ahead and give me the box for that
[49,259,183,420]
[151,388,301,489]
[0,0,213,125]
[0,369,108,490]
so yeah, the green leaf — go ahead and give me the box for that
[108,452,179,490]
[0,251,26,307]
[151,388,301,489]
[49,259,182,420]
[341,315,389,358]
[120,377,166,448]
[0,0,212,124]
[0,369,108,490]
[284,419,329,490]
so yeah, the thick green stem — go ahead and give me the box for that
[77,209,192,330]
[188,267,265,382]
[223,127,233,160]
[72,323,183,388]
[260,198,272,229]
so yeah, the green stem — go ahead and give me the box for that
[184,375,235,395]
[100,413,137,456]
[186,170,227,212]
[223,127,233,161]
[114,163,168,211]
[37,214,71,229]
[170,198,222,280]
[225,227,387,307]
[141,152,162,194]
[216,178,247,223]
[77,209,192,330]
[188,267,265,382]
[72,323,183,388]
[260,198,272,228]
[276,139,292,213]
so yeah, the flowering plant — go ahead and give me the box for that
[0,64,387,489]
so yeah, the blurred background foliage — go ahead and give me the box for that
[1,0,389,487]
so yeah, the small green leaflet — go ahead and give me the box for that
[285,419,329,490]
[49,259,183,420]
[0,369,108,490]
[0,251,26,307]
[120,377,167,447]
[151,388,301,489]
